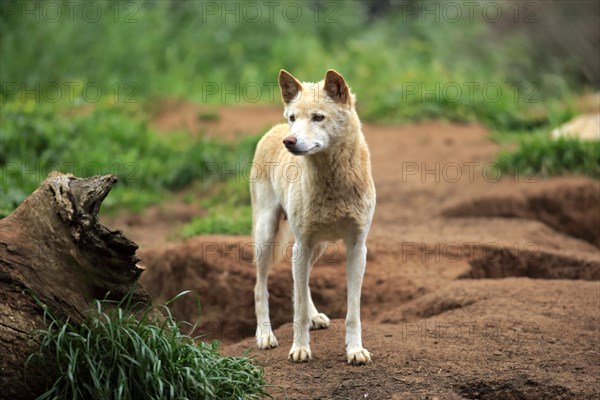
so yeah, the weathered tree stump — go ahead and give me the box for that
[0,172,150,400]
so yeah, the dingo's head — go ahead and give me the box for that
[278,69,358,156]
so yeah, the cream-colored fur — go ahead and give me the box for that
[250,70,376,365]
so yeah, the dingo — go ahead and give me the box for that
[250,70,376,365]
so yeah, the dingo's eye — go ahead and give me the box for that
[312,114,325,122]
[289,115,295,122]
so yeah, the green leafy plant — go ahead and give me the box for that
[27,291,269,400]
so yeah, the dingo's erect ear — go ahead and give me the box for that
[279,70,302,104]
[324,69,350,104]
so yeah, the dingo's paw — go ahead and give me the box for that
[310,313,330,330]
[288,346,312,363]
[347,347,371,365]
[256,331,278,350]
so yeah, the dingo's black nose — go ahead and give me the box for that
[283,136,297,148]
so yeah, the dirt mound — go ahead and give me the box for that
[139,236,421,342]
[224,279,599,399]
[441,178,600,248]
[379,286,481,323]
[140,235,265,342]
[377,278,600,325]
[462,242,600,280]
[376,216,600,284]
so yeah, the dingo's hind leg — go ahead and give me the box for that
[308,242,330,330]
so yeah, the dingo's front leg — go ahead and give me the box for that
[289,241,313,362]
[345,238,371,365]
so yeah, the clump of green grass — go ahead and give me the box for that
[181,180,253,237]
[182,205,253,237]
[27,292,268,400]
[496,135,600,178]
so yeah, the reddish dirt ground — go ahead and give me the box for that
[105,104,600,399]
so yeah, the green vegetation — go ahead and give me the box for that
[182,204,252,236]
[1,0,596,227]
[492,104,598,179]
[27,292,268,400]
[182,179,253,236]
[1,1,579,129]
[0,100,259,217]
[496,135,600,178]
